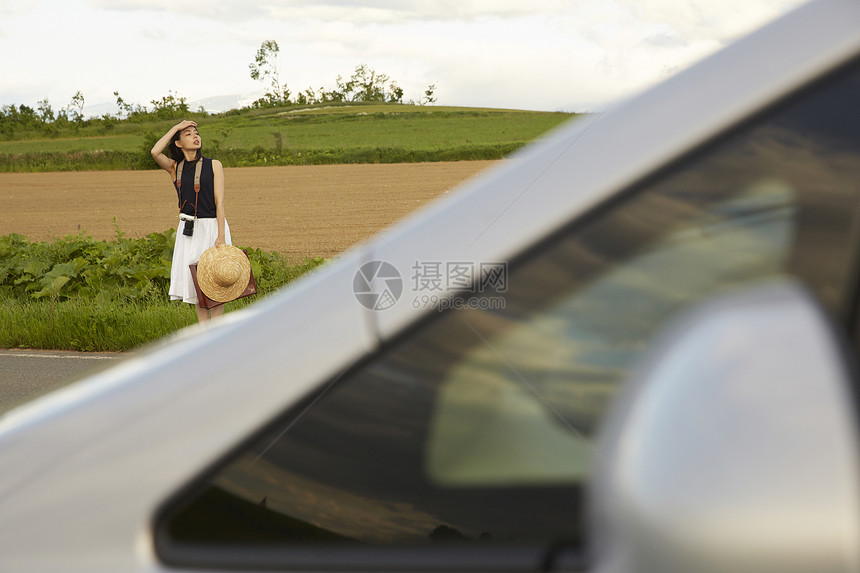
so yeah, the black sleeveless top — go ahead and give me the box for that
[174,156,217,218]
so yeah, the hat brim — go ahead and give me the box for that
[197,245,251,303]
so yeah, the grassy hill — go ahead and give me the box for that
[0,102,577,172]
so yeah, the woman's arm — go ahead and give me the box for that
[150,120,196,173]
[213,159,227,247]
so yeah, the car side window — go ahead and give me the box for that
[156,59,860,570]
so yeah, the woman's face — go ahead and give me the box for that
[176,127,201,151]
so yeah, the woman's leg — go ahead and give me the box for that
[195,303,225,322]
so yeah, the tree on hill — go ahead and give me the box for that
[249,40,291,107]
[349,64,390,102]
[114,91,146,120]
[64,91,86,124]
[325,64,404,104]
[149,90,189,119]
[421,83,437,105]
[37,98,55,123]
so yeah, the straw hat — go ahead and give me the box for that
[197,245,251,303]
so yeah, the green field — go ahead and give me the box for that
[0,103,577,172]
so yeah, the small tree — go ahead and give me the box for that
[327,64,400,103]
[296,87,320,106]
[114,91,146,120]
[114,91,133,119]
[249,40,290,106]
[331,73,352,102]
[350,64,389,102]
[421,83,437,105]
[36,98,55,123]
[5,104,40,131]
[64,90,86,123]
[150,90,189,119]
[387,82,404,104]
[318,84,343,103]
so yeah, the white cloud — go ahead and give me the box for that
[1,0,809,113]
[85,0,271,21]
[616,0,802,46]
[87,0,584,23]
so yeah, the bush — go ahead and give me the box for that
[0,230,328,351]
[0,227,173,303]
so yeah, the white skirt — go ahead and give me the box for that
[169,218,232,304]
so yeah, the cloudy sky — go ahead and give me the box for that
[1,0,806,115]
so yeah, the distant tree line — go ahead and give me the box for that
[0,89,195,139]
[248,40,436,108]
[0,39,437,140]
[0,90,89,139]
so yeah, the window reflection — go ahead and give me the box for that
[428,178,796,486]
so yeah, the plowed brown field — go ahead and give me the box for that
[0,161,497,259]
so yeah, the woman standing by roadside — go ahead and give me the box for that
[151,120,231,322]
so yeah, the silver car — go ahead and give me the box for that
[1,0,859,571]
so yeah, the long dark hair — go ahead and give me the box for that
[169,128,202,162]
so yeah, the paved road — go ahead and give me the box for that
[0,349,123,414]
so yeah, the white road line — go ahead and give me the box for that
[0,352,120,360]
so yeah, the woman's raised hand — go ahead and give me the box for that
[174,119,197,132]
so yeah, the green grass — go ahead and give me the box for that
[0,230,328,351]
[225,112,567,150]
[0,103,578,172]
[0,134,141,154]
[0,297,197,352]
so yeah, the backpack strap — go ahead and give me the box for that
[175,160,185,190]
[192,158,203,193]
[175,158,203,190]
[175,158,204,215]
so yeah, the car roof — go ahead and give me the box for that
[0,0,858,569]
